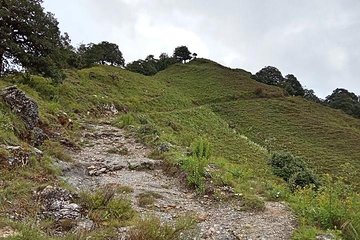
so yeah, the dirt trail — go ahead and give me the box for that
[61,122,296,240]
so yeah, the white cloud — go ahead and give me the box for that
[43,0,360,97]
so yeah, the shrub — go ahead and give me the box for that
[269,152,320,190]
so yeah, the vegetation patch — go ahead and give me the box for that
[268,152,320,191]
[137,191,163,208]
[127,215,196,240]
[79,188,135,226]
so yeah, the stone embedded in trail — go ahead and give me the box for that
[36,186,82,220]
[316,234,336,240]
[127,158,160,170]
[1,86,48,146]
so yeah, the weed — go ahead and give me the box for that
[79,188,135,225]
[191,138,211,159]
[289,176,360,239]
[114,113,135,128]
[107,147,129,155]
[137,191,162,208]
[241,195,266,212]
[42,140,72,162]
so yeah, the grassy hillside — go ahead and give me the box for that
[1,58,360,239]
[212,97,360,184]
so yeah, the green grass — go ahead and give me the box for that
[1,58,360,239]
[211,97,360,186]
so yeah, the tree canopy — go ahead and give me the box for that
[325,88,360,118]
[0,0,67,81]
[253,66,284,86]
[79,41,125,67]
[173,46,192,63]
[283,74,305,96]
[126,53,177,76]
[303,89,321,103]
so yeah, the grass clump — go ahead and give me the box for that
[114,114,135,128]
[42,140,72,162]
[180,139,211,193]
[241,195,266,212]
[79,188,135,226]
[107,147,129,155]
[127,215,196,240]
[290,176,360,240]
[137,191,163,208]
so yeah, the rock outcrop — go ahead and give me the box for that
[36,186,82,220]
[1,86,47,146]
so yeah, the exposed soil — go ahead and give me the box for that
[60,122,296,240]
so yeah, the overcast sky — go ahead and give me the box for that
[43,0,360,98]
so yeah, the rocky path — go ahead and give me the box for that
[61,122,296,240]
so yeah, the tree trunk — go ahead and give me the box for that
[0,51,4,76]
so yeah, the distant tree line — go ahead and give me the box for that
[0,0,195,81]
[126,46,196,76]
[252,66,360,118]
[1,0,359,119]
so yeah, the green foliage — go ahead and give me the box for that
[325,88,360,118]
[252,66,284,86]
[180,156,207,192]
[283,74,305,96]
[0,0,67,81]
[137,191,162,208]
[179,139,211,192]
[212,97,360,188]
[304,88,322,103]
[241,195,266,211]
[173,46,192,63]
[292,227,342,240]
[127,215,196,240]
[42,140,72,162]
[78,41,125,67]
[126,53,177,76]
[0,219,50,240]
[290,177,360,240]
[79,188,135,224]
[112,114,136,129]
[191,138,211,159]
[268,152,319,190]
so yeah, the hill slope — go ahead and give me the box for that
[1,58,359,239]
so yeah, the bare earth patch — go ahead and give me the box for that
[60,122,296,239]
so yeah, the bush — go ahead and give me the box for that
[269,152,320,190]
